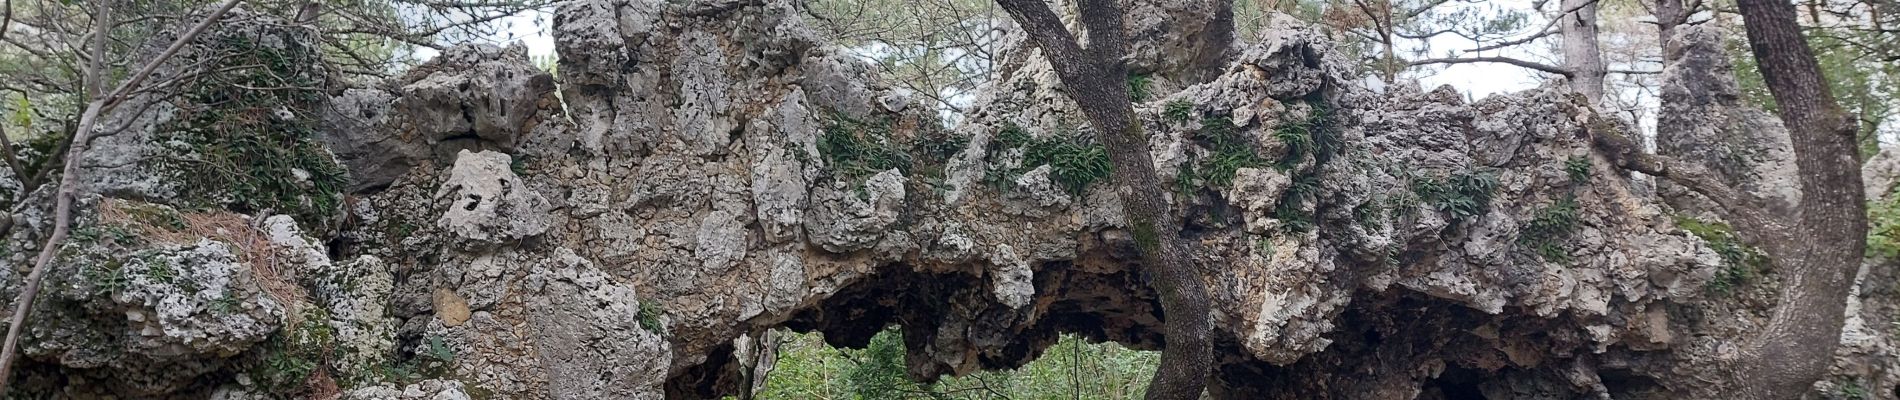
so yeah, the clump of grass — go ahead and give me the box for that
[818,112,912,183]
[1409,169,1498,224]
[1164,100,1194,124]
[1180,115,1267,190]
[820,111,971,191]
[1674,215,1767,293]
[638,300,666,335]
[985,123,1112,196]
[1271,173,1321,234]
[1127,74,1153,102]
[1565,155,1592,183]
[1518,195,1581,263]
[1353,201,1385,230]
[1276,103,1338,169]
[251,308,338,394]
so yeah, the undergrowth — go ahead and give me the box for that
[818,111,968,192]
[154,32,347,227]
[1674,215,1766,293]
[985,123,1112,195]
[1518,195,1581,263]
[1408,169,1498,225]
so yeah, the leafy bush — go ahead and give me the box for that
[638,300,666,335]
[819,113,913,183]
[1565,156,1592,182]
[251,309,338,394]
[1271,173,1321,234]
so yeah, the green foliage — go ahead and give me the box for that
[1674,215,1767,294]
[820,112,913,183]
[1127,74,1153,102]
[1271,173,1321,234]
[212,294,241,315]
[1518,195,1581,263]
[1867,189,1900,259]
[819,112,968,192]
[156,33,347,226]
[144,253,178,285]
[638,300,666,335]
[842,328,911,399]
[759,328,1157,399]
[1273,104,1335,170]
[1163,100,1194,124]
[1409,169,1498,224]
[81,257,130,297]
[1565,156,1591,183]
[425,335,457,364]
[1187,116,1267,189]
[1353,201,1384,230]
[985,124,1112,195]
[251,309,337,393]
[1838,381,1869,400]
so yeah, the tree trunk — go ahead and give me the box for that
[1559,0,1606,104]
[994,0,1215,398]
[1727,0,1867,397]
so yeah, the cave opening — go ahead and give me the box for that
[664,257,1174,398]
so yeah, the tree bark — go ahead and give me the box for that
[993,0,1213,398]
[1725,0,1867,397]
[1558,0,1605,104]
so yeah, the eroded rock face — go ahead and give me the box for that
[4,1,1896,399]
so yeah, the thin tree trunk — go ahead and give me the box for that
[993,0,1215,398]
[1726,0,1867,397]
[0,0,243,391]
[1559,0,1606,103]
[1381,1,1396,83]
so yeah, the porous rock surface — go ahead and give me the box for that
[1,1,1895,399]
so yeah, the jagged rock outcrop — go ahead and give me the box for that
[2,1,1895,399]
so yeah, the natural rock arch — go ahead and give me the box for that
[0,1,1895,399]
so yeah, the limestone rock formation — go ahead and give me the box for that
[0,1,1893,399]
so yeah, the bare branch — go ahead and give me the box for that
[1410,56,1575,76]
[0,0,245,392]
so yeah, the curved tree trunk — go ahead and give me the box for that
[1727,0,1867,397]
[993,0,1223,398]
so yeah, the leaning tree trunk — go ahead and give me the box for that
[1726,0,1868,398]
[993,0,1220,398]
